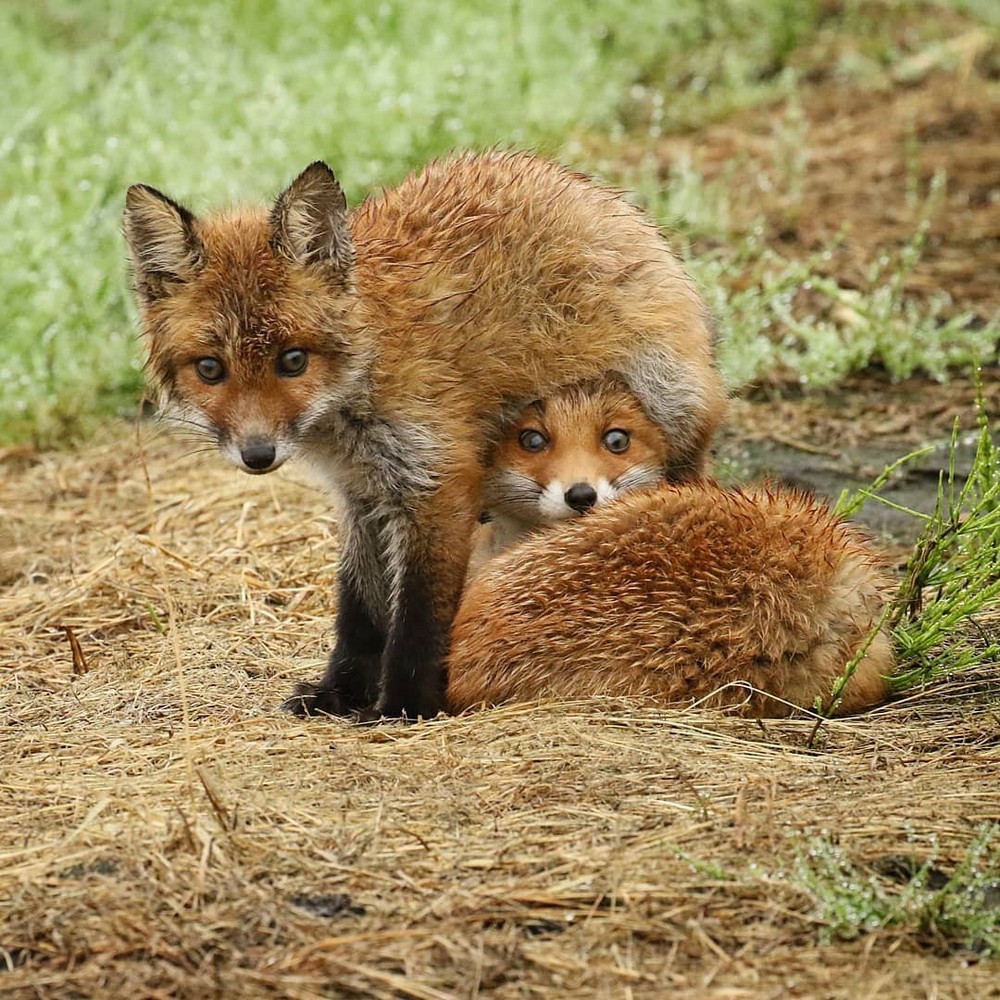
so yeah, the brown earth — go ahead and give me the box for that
[638,23,999,318]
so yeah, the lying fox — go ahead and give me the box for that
[471,377,670,571]
[123,151,727,719]
[450,382,894,716]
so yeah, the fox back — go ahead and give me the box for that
[450,483,895,718]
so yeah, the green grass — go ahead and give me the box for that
[635,160,999,392]
[888,392,1000,686]
[1,0,677,443]
[811,386,999,716]
[792,825,1000,956]
[1,0,996,443]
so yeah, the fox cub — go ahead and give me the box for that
[472,377,671,571]
[450,382,894,717]
[123,151,727,719]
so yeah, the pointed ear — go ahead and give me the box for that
[270,162,354,276]
[123,184,203,301]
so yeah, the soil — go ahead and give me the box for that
[718,372,998,548]
[643,26,1000,319]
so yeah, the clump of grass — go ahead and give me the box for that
[804,384,999,724]
[888,392,1000,686]
[637,168,999,392]
[793,824,1000,956]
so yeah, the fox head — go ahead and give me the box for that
[483,380,670,529]
[123,163,363,474]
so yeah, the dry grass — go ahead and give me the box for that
[1,424,998,998]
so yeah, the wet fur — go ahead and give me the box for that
[124,151,727,719]
[449,483,894,717]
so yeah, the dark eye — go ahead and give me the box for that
[277,349,308,377]
[602,429,630,453]
[194,357,225,384]
[518,429,548,453]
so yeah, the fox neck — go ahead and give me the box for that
[298,382,445,505]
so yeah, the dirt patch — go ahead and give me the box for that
[0,426,997,998]
[716,370,1000,545]
[644,31,1000,319]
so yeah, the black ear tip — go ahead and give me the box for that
[303,160,334,175]
[298,161,341,189]
[125,182,171,211]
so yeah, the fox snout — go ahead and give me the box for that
[538,477,612,522]
[217,431,292,475]
[240,437,279,473]
[564,482,598,513]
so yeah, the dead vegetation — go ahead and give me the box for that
[1,428,997,997]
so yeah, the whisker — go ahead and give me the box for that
[611,465,662,494]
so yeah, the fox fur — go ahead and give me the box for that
[449,483,895,717]
[123,150,727,719]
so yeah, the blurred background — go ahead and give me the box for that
[0,0,996,446]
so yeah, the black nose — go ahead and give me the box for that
[564,482,598,512]
[241,439,277,471]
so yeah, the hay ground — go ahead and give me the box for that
[1,426,997,998]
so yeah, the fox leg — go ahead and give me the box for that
[376,471,482,720]
[282,498,389,716]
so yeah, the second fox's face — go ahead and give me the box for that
[483,382,670,527]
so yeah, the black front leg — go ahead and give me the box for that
[377,560,450,720]
[375,483,478,720]
[283,504,388,717]
[282,573,385,716]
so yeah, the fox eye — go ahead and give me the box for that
[602,429,630,453]
[194,357,225,384]
[518,429,548,453]
[277,348,308,377]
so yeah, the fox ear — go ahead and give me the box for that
[123,185,203,301]
[270,161,354,277]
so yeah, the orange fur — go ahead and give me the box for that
[449,483,895,717]
[123,151,727,718]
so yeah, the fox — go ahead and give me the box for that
[123,150,727,720]
[471,376,672,571]
[449,478,896,718]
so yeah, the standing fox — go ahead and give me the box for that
[452,381,894,715]
[123,151,727,720]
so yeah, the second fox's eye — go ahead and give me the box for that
[195,357,225,384]
[518,429,548,452]
[602,429,630,453]
[277,349,308,376]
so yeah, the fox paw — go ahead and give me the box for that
[280,682,352,718]
[374,691,445,723]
